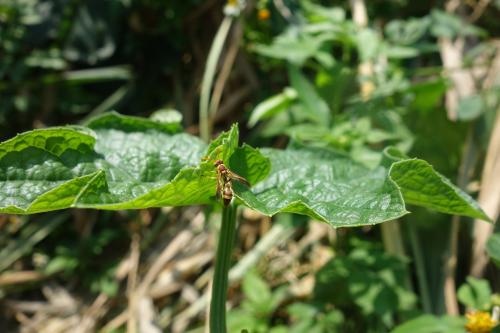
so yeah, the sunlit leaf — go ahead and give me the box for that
[235,147,408,227]
[0,118,489,227]
[0,113,210,213]
[248,88,297,127]
[385,147,490,221]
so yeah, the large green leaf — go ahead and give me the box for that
[384,148,490,221]
[234,147,408,227]
[233,146,489,227]
[0,115,489,227]
[0,112,214,213]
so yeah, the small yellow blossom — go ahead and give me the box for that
[465,311,498,333]
[257,8,270,21]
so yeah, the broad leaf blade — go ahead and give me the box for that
[234,148,408,227]
[0,113,222,213]
[0,116,490,228]
[0,127,100,212]
[384,148,490,221]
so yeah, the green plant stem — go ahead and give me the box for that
[210,203,237,333]
[408,224,432,313]
[200,16,233,142]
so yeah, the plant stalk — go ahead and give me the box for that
[408,224,432,313]
[209,203,237,333]
[199,16,233,142]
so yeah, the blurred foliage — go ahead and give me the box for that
[313,239,417,332]
[457,277,496,312]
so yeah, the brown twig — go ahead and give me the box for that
[0,271,46,286]
[468,0,491,22]
[209,22,243,123]
[471,109,500,277]
[127,232,141,333]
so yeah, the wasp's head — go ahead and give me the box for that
[214,159,224,167]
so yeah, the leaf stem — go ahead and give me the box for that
[209,203,237,333]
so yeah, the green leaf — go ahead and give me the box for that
[229,145,271,186]
[456,94,484,121]
[86,110,182,134]
[409,79,448,112]
[206,123,240,162]
[383,148,490,221]
[458,277,492,311]
[242,270,272,310]
[385,17,430,45]
[302,2,345,23]
[0,113,214,213]
[391,315,466,333]
[384,45,419,59]
[0,127,99,213]
[252,28,334,66]
[149,108,183,125]
[430,10,484,39]
[314,246,416,322]
[486,233,500,267]
[356,28,380,61]
[0,115,489,228]
[234,146,489,227]
[235,147,409,227]
[247,87,297,127]
[288,65,331,125]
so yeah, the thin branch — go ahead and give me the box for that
[127,232,141,333]
[471,110,500,277]
[468,0,491,22]
[208,22,243,122]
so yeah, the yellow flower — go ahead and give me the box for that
[465,311,498,333]
[257,8,270,21]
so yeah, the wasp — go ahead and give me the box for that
[214,159,250,206]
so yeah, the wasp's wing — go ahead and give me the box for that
[227,170,250,187]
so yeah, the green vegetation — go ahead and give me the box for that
[0,0,499,332]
